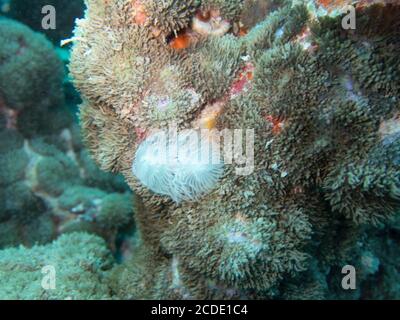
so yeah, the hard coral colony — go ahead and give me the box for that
[0,17,134,250]
[68,0,400,299]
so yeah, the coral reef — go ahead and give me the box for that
[69,0,400,300]
[0,232,114,299]
[0,17,64,128]
[0,17,134,250]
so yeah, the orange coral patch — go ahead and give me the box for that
[317,0,389,10]
[317,0,350,8]
[265,115,285,135]
[169,33,191,50]
[132,0,147,25]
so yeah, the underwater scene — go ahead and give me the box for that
[0,0,399,300]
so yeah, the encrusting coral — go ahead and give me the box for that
[69,0,400,299]
[0,17,134,250]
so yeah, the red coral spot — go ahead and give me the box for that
[230,62,254,98]
[264,115,285,135]
[135,127,148,143]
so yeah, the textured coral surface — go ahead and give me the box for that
[0,0,399,300]
[0,17,135,251]
[68,0,400,299]
[66,0,400,299]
